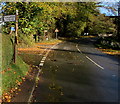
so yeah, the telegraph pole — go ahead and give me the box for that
[14,10,18,63]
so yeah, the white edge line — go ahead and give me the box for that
[86,56,104,70]
[28,42,60,103]
[42,57,46,60]
[28,68,42,103]
[41,61,44,63]
[76,44,104,70]
[39,63,44,66]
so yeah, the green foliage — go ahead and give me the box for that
[95,37,120,50]
[2,2,117,40]
[2,34,29,93]
[18,32,35,47]
[88,14,116,34]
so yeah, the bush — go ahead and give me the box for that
[110,42,120,49]
[18,32,35,47]
[95,36,120,50]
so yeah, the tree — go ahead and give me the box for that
[2,2,117,42]
[88,14,116,35]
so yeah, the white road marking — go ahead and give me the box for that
[42,57,46,60]
[41,59,45,61]
[40,61,45,63]
[28,83,36,103]
[28,67,42,104]
[76,44,82,54]
[39,63,44,66]
[76,44,104,70]
[28,42,60,103]
[86,56,104,69]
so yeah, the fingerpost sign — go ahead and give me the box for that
[4,15,16,22]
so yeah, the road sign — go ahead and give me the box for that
[55,29,59,39]
[44,30,48,32]
[11,27,15,31]
[0,16,3,23]
[4,15,16,22]
[55,28,59,32]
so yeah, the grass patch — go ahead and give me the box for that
[2,34,13,71]
[2,34,29,101]
[97,48,120,55]
[2,56,29,93]
[80,35,96,38]
[0,34,2,70]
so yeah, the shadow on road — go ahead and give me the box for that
[59,37,120,64]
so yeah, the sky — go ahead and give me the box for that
[98,1,119,16]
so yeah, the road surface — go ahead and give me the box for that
[29,37,119,102]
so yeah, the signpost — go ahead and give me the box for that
[55,28,59,39]
[14,10,18,63]
[44,30,48,40]
[1,11,18,63]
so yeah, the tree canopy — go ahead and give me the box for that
[1,2,117,40]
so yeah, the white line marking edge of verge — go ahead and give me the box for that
[28,42,60,103]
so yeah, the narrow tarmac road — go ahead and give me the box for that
[30,38,119,103]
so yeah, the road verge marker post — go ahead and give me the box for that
[28,42,60,103]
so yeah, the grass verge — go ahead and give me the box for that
[2,35,13,71]
[2,34,29,102]
[2,56,29,93]
[96,48,120,55]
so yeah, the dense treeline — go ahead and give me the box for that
[1,2,116,45]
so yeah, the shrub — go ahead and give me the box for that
[95,36,120,50]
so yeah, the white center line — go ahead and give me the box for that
[28,67,42,104]
[28,42,60,103]
[76,44,104,70]
[86,56,104,69]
